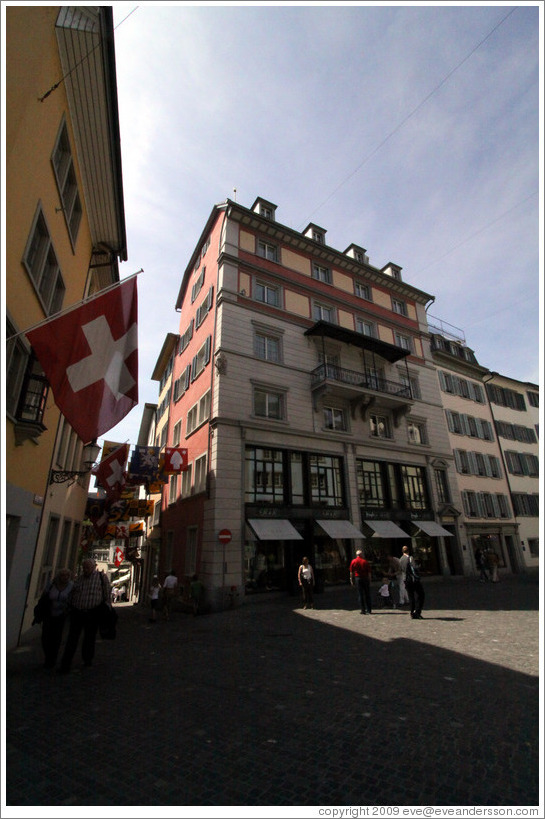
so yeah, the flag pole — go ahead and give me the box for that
[7,269,143,342]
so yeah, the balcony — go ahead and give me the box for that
[310,363,413,422]
[305,320,414,424]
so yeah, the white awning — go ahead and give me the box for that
[247,519,303,541]
[413,521,453,537]
[316,520,366,539]
[363,520,408,538]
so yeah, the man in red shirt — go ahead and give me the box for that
[349,549,373,614]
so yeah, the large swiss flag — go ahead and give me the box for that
[26,277,138,443]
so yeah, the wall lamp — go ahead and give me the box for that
[49,440,101,484]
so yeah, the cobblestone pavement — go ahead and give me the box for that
[4,573,541,811]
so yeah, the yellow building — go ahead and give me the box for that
[5,6,127,648]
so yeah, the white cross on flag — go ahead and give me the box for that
[114,546,125,566]
[92,443,129,500]
[25,277,138,443]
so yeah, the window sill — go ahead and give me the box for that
[13,419,47,446]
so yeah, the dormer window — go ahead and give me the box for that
[303,223,327,245]
[251,198,277,221]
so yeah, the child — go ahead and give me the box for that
[378,578,393,607]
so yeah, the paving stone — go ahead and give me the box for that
[4,573,540,809]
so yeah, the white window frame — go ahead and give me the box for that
[313,302,334,322]
[194,454,207,493]
[51,119,82,246]
[356,318,376,338]
[391,298,408,317]
[370,413,391,439]
[323,406,347,432]
[257,239,278,262]
[312,263,332,284]
[253,386,285,421]
[355,282,371,300]
[23,206,66,316]
[255,281,280,307]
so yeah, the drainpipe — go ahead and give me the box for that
[482,370,523,573]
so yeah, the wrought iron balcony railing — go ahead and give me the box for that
[310,363,412,399]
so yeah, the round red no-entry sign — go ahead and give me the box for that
[218,529,232,544]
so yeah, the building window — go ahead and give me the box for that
[23,208,66,316]
[194,454,207,493]
[6,320,31,418]
[173,420,182,446]
[254,387,284,420]
[186,526,198,575]
[312,230,325,244]
[357,460,386,508]
[400,465,429,511]
[434,469,451,504]
[313,303,334,322]
[407,420,427,445]
[356,318,376,338]
[191,268,205,303]
[181,463,193,497]
[39,516,60,594]
[370,414,391,439]
[486,384,526,411]
[527,391,539,408]
[257,240,278,262]
[309,454,344,507]
[355,282,371,300]
[528,538,539,556]
[394,332,414,352]
[312,263,332,284]
[255,281,280,307]
[323,406,347,431]
[198,391,211,426]
[195,286,214,328]
[51,120,82,245]
[245,447,285,504]
[398,371,420,400]
[254,332,281,363]
[191,336,212,381]
[168,474,178,505]
[391,298,407,316]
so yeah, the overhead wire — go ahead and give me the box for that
[300,6,518,228]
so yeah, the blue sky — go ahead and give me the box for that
[105,0,541,450]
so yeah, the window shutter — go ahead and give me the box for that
[204,335,211,365]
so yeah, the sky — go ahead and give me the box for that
[102,0,541,452]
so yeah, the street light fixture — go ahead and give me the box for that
[49,440,101,484]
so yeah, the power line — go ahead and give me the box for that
[301,6,517,228]
[418,190,538,274]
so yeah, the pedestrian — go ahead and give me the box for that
[111,586,119,604]
[475,547,489,582]
[190,574,205,616]
[349,549,372,614]
[37,568,73,669]
[297,556,315,610]
[378,579,393,608]
[400,545,425,620]
[162,569,178,620]
[388,554,409,606]
[59,558,112,673]
[487,550,500,582]
[148,575,162,622]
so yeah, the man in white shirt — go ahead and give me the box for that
[162,570,178,620]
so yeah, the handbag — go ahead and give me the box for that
[98,602,118,640]
[32,591,50,625]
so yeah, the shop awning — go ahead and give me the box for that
[363,520,408,538]
[316,520,366,539]
[247,519,303,541]
[413,521,453,537]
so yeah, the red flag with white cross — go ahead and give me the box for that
[25,277,138,443]
[92,443,129,500]
[114,546,125,566]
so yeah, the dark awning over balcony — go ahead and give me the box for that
[304,321,410,363]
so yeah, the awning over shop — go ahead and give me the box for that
[316,519,366,539]
[247,519,303,541]
[363,520,408,538]
[412,521,453,537]
[111,571,131,585]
